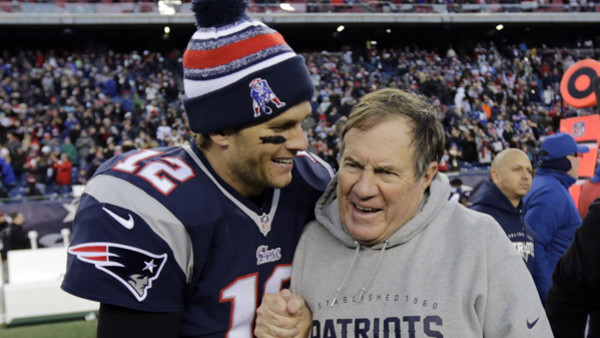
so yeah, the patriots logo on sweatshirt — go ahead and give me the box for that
[68,242,167,301]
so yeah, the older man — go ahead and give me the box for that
[257,88,551,337]
[471,148,536,274]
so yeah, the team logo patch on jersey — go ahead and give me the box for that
[256,245,282,265]
[68,242,167,302]
[249,78,285,118]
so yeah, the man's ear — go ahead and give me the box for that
[490,169,499,185]
[208,131,229,147]
[421,162,439,191]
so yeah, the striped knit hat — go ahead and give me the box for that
[183,0,314,134]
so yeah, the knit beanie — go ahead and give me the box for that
[183,0,314,134]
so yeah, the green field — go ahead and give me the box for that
[0,319,97,338]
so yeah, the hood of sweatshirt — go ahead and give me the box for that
[315,172,451,250]
[313,172,451,306]
[534,167,576,189]
[471,177,521,215]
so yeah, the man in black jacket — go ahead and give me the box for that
[546,197,600,337]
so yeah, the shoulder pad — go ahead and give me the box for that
[293,151,334,192]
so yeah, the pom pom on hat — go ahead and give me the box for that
[192,0,248,28]
[183,0,314,134]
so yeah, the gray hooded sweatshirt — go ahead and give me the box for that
[291,173,552,337]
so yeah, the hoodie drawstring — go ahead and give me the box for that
[330,241,361,307]
[329,240,389,307]
[358,240,388,300]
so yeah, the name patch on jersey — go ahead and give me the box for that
[68,242,167,301]
[256,245,281,265]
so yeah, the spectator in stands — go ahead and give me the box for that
[38,145,55,186]
[0,211,29,260]
[4,132,24,181]
[61,137,78,165]
[75,128,95,169]
[0,24,598,203]
[460,130,479,166]
[25,174,42,197]
[447,142,463,172]
[52,153,73,194]
[0,153,17,198]
[84,146,105,180]
[524,132,589,304]
[155,118,171,146]
[0,212,7,233]
[471,148,536,274]
[448,177,472,205]
[578,163,600,219]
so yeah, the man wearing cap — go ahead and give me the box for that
[61,0,333,337]
[523,132,589,304]
[578,164,600,219]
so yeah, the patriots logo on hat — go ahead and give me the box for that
[250,78,286,118]
[573,122,586,137]
[68,242,167,302]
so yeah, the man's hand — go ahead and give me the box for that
[254,289,312,338]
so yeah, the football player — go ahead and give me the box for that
[61,0,332,336]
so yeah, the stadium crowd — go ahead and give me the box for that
[0,40,597,200]
[1,0,596,13]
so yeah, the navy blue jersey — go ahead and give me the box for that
[61,142,333,337]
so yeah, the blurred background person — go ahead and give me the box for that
[471,148,536,275]
[52,152,73,195]
[0,211,29,261]
[546,197,600,337]
[25,174,42,197]
[0,154,17,198]
[448,177,472,206]
[523,132,589,304]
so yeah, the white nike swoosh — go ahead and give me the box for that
[102,206,135,230]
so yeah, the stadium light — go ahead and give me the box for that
[164,26,171,35]
[496,24,504,31]
[280,3,296,11]
[337,25,345,33]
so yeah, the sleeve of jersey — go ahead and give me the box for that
[294,151,335,192]
[61,174,192,313]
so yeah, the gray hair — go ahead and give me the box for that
[341,88,445,179]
